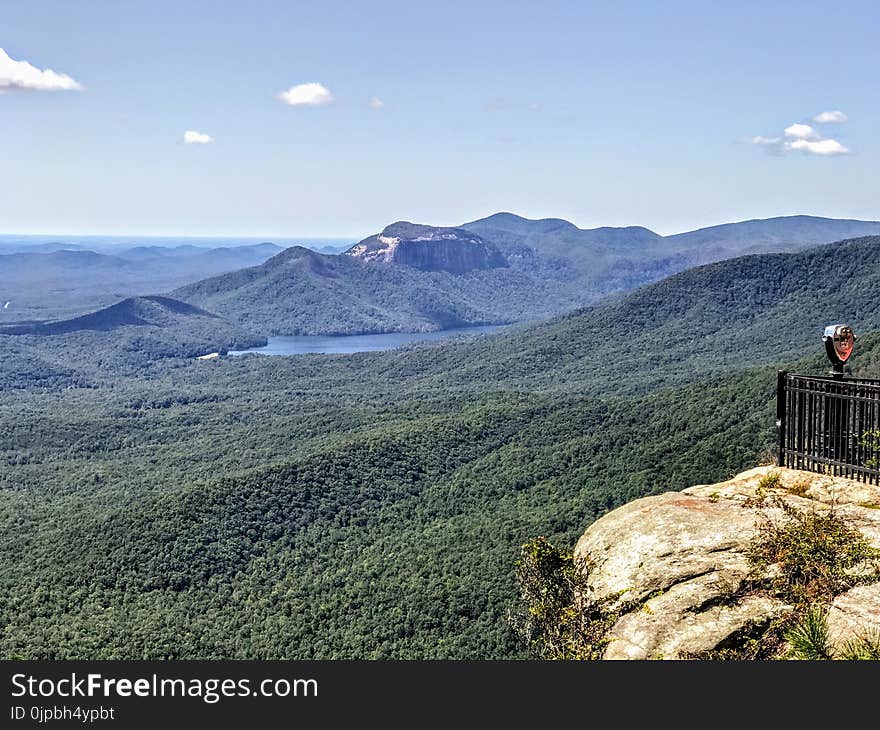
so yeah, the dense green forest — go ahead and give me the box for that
[2,335,876,658]
[1,355,781,658]
[3,235,880,658]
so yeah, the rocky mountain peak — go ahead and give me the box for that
[344,221,508,273]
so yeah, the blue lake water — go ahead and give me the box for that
[228,324,504,356]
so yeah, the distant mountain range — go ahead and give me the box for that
[117,242,281,262]
[462,212,880,281]
[0,243,284,321]
[465,212,880,256]
[5,213,880,340]
[0,235,353,255]
[175,214,880,337]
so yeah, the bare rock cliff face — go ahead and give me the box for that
[573,466,880,659]
[344,222,508,274]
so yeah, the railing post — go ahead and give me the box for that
[776,370,787,467]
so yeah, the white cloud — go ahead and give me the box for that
[813,110,848,124]
[278,82,335,107]
[529,102,542,111]
[368,96,384,109]
[752,115,851,156]
[183,130,214,144]
[785,138,849,156]
[0,47,81,92]
[784,123,818,140]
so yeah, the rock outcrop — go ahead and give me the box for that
[344,222,508,274]
[827,584,880,647]
[573,466,880,659]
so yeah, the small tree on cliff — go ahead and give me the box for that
[509,537,619,660]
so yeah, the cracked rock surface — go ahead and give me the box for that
[573,466,880,659]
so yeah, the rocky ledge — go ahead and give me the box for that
[573,466,880,659]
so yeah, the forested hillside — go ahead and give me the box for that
[380,236,880,395]
[0,297,262,387]
[0,357,781,657]
[172,245,582,335]
[6,332,879,658]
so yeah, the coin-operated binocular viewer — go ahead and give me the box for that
[823,324,855,378]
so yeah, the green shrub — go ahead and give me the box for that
[864,430,880,469]
[758,471,782,490]
[748,500,880,605]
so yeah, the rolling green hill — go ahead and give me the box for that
[1,295,223,336]
[0,296,262,388]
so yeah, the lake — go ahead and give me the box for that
[228,324,504,356]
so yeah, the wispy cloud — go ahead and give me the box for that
[368,96,385,110]
[183,130,214,144]
[0,47,81,92]
[278,82,335,107]
[813,110,848,124]
[752,114,850,157]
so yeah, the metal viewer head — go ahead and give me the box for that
[823,324,855,373]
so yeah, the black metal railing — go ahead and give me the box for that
[777,371,880,483]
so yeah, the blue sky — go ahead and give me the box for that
[2,0,879,237]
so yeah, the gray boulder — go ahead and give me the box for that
[573,466,880,659]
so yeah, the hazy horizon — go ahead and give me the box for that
[3,210,880,243]
[0,233,356,246]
